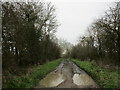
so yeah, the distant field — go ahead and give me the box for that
[3,59,61,88]
[71,59,119,88]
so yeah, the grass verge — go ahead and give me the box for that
[4,59,61,88]
[71,59,119,88]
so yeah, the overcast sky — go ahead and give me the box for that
[2,0,118,45]
[44,0,118,45]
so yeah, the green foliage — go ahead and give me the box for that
[2,2,61,88]
[2,1,61,68]
[69,2,120,64]
[5,59,61,88]
[71,59,119,88]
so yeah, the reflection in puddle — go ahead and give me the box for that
[73,74,95,85]
[39,73,65,87]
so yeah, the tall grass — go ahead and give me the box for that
[4,59,61,88]
[71,59,119,88]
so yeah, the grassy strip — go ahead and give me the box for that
[6,59,61,88]
[71,59,119,88]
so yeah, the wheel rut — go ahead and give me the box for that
[35,60,99,88]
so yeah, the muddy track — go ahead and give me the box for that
[35,60,99,88]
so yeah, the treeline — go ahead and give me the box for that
[69,2,120,65]
[2,1,61,71]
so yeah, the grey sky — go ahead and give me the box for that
[2,0,117,44]
[45,0,116,45]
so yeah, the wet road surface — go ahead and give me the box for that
[35,60,99,88]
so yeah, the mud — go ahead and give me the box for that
[35,60,99,88]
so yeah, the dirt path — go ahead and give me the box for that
[35,60,99,88]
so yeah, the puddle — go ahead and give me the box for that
[39,73,65,87]
[36,60,98,88]
[73,74,95,86]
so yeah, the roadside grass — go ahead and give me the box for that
[71,59,119,88]
[4,59,61,88]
